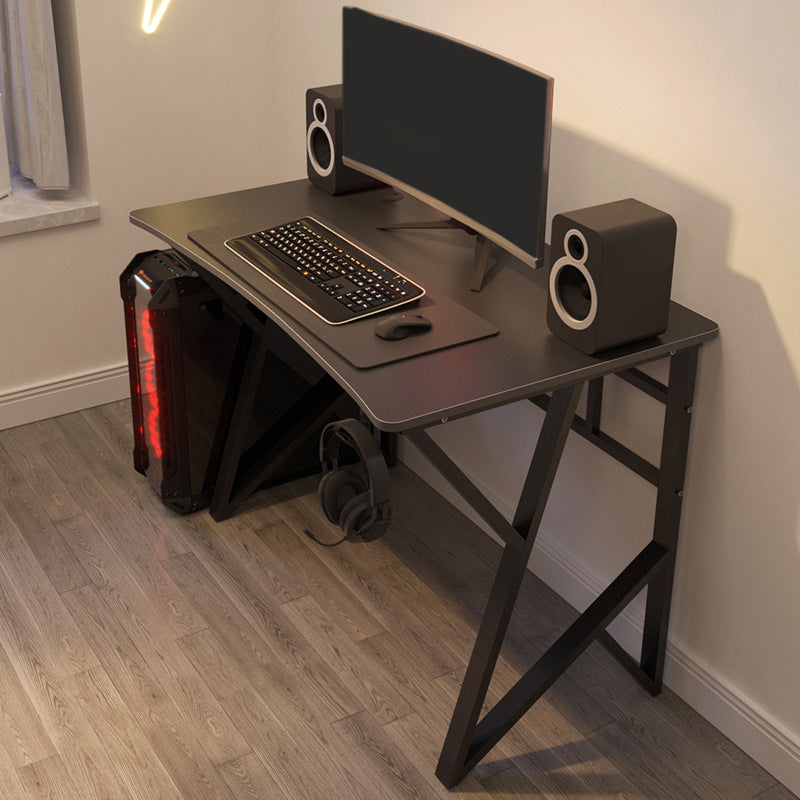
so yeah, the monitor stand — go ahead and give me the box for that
[377,218,492,292]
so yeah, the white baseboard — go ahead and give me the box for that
[399,440,800,796]
[0,364,130,431]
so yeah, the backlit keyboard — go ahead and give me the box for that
[224,217,425,324]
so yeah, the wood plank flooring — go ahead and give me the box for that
[0,399,796,799]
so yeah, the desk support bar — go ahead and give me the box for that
[530,390,660,486]
[466,539,668,771]
[619,366,669,402]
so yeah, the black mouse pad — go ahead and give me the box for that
[188,223,498,369]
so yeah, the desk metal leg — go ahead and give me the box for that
[407,347,701,787]
[407,384,583,787]
[593,347,698,694]
[639,346,698,690]
[208,322,350,521]
[210,324,268,520]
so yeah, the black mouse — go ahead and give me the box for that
[374,313,432,340]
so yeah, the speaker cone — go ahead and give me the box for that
[309,126,332,172]
[555,265,592,321]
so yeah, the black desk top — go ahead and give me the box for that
[131,180,718,432]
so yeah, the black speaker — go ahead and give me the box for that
[305,84,381,195]
[318,418,390,543]
[546,198,676,355]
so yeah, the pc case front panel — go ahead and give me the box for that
[121,250,233,513]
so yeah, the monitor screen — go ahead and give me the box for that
[342,7,553,270]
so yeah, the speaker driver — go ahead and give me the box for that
[307,98,334,178]
[549,228,597,331]
[555,265,593,321]
[566,231,586,260]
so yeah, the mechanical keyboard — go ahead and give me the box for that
[224,216,425,324]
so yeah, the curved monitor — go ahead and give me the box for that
[342,7,553,270]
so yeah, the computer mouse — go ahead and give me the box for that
[374,313,432,341]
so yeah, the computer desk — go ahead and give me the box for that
[131,179,718,787]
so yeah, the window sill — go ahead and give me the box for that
[0,173,100,238]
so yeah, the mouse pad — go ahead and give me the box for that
[188,223,498,370]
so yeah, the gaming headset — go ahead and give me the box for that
[316,418,391,544]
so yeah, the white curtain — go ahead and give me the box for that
[0,97,10,197]
[0,0,69,190]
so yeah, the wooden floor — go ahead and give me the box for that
[0,400,795,800]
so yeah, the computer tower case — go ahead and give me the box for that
[120,249,344,514]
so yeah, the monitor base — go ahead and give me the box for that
[377,218,493,291]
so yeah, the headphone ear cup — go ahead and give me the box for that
[339,491,376,541]
[319,468,367,525]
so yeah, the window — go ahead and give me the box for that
[0,0,98,236]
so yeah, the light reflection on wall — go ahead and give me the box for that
[142,0,172,34]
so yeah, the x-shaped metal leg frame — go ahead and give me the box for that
[404,347,699,787]
[197,272,354,522]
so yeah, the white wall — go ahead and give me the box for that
[1,0,799,792]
